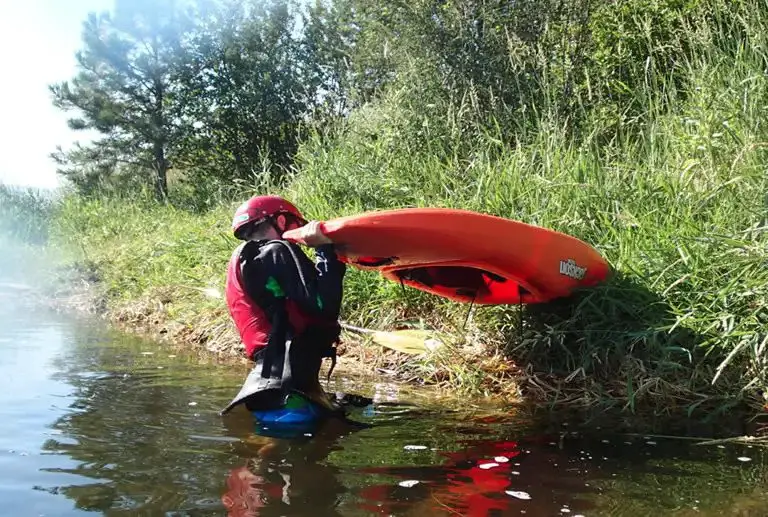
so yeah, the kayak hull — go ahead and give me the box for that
[284,208,610,305]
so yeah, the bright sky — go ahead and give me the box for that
[0,0,113,189]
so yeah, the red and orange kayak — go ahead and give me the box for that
[284,208,610,305]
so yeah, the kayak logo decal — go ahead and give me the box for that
[559,259,587,280]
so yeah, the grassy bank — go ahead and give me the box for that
[6,0,768,420]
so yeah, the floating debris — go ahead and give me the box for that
[141,352,154,356]
[737,457,752,462]
[505,490,531,500]
[404,445,428,450]
[168,355,176,358]
[646,441,657,445]
[188,402,197,406]
[398,480,420,488]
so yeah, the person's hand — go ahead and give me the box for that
[295,220,332,247]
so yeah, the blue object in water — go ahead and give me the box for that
[251,393,324,425]
[251,393,325,439]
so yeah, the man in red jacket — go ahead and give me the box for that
[220,194,348,421]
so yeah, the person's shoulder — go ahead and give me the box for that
[259,239,298,253]
[253,239,309,260]
[237,240,274,265]
[238,240,261,258]
[238,241,285,272]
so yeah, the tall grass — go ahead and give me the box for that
[0,183,55,245]
[281,1,768,411]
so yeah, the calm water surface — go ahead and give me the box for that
[1,267,767,516]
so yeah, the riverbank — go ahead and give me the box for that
[3,168,767,424]
[37,143,768,423]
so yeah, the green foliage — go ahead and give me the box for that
[50,0,354,202]
[51,193,234,301]
[174,0,337,189]
[282,0,768,409]
[50,0,193,200]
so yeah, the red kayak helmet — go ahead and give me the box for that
[232,195,306,240]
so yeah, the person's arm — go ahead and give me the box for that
[312,243,346,318]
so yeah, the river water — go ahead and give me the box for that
[2,259,768,516]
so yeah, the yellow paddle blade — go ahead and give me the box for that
[340,323,444,355]
[365,329,446,355]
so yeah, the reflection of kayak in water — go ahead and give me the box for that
[221,401,510,517]
[357,440,523,516]
[355,436,598,517]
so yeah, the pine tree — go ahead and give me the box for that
[51,0,192,199]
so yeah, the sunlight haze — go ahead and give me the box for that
[0,0,112,189]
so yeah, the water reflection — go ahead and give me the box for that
[221,413,367,517]
[3,275,768,516]
[354,436,598,516]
